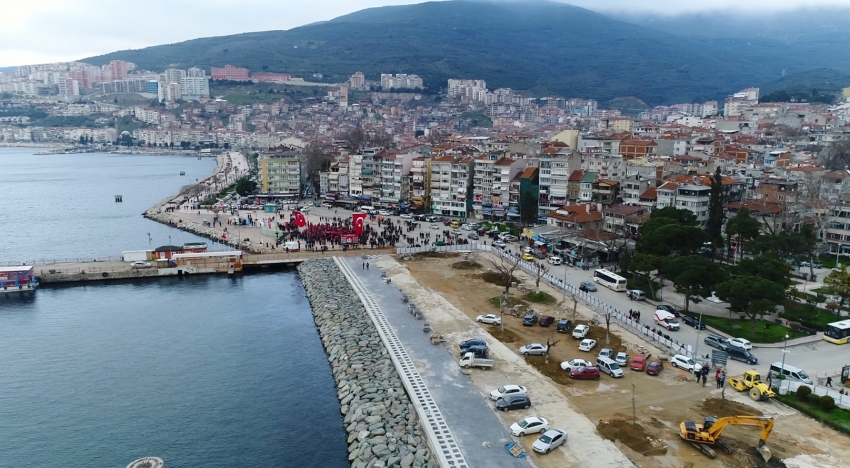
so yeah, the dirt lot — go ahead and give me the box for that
[396,252,850,468]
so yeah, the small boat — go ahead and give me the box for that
[180,171,186,176]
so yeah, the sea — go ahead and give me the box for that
[0,148,348,468]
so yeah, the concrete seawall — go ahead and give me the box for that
[298,258,437,468]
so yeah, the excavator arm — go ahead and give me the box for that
[708,416,774,461]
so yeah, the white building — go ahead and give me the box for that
[180,68,210,101]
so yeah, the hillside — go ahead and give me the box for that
[83,1,846,105]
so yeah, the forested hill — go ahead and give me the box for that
[83,0,847,105]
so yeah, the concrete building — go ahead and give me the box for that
[259,148,302,197]
[349,72,366,89]
[377,152,417,207]
[430,155,473,217]
[211,65,249,81]
[410,157,430,213]
[179,67,210,101]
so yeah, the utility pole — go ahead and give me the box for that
[631,383,637,425]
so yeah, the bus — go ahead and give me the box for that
[593,269,627,291]
[824,319,850,345]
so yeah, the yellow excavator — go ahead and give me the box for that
[727,370,776,401]
[679,415,774,462]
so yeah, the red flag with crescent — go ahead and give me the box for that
[294,211,307,227]
[353,212,367,236]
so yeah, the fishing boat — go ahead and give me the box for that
[180,171,186,176]
[0,266,39,294]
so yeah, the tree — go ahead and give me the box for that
[303,142,332,192]
[665,256,729,312]
[715,276,786,340]
[735,255,792,289]
[491,252,522,299]
[234,177,257,196]
[519,191,539,226]
[603,311,613,344]
[630,253,665,299]
[823,269,850,308]
[618,247,633,277]
[343,128,367,153]
[533,263,548,293]
[543,338,560,364]
[650,206,698,226]
[637,223,708,257]
[725,208,761,261]
[707,167,726,242]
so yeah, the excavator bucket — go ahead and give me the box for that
[758,444,772,462]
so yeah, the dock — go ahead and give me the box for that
[29,248,394,284]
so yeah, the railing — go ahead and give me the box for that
[396,243,481,255]
[777,379,850,410]
[1,256,124,266]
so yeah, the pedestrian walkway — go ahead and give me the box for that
[337,256,529,468]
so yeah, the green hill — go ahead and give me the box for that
[82,1,846,105]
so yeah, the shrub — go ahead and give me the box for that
[789,321,802,332]
[808,393,821,404]
[796,385,812,400]
[820,395,836,412]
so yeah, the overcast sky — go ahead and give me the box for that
[2,0,848,67]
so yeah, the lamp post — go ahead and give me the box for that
[692,311,704,379]
[780,333,790,379]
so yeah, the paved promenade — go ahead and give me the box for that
[342,256,530,468]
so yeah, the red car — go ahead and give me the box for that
[646,361,664,376]
[569,366,600,380]
[539,315,555,327]
[630,355,647,371]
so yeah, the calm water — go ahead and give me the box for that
[0,148,219,262]
[0,148,348,467]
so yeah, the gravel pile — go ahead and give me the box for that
[299,259,436,468]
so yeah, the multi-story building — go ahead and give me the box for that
[493,157,531,218]
[410,157,430,213]
[109,60,129,80]
[180,68,210,101]
[259,148,302,197]
[211,65,250,81]
[472,154,498,218]
[655,181,678,209]
[429,155,472,217]
[359,148,385,200]
[349,72,366,89]
[377,152,417,207]
[676,184,711,226]
[619,138,658,160]
[545,204,604,232]
[825,205,850,257]
[348,154,363,198]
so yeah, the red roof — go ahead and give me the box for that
[568,170,584,181]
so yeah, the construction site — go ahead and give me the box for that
[381,251,850,468]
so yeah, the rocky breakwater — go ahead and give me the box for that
[299,258,437,468]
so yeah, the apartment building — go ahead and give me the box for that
[211,65,249,81]
[472,155,498,218]
[430,156,472,217]
[259,148,302,197]
[545,204,604,232]
[619,138,658,160]
[676,183,711,225]
[410,157,430,213]
[359,148,385,199]
[377,152,417,207]
[348,154,363,198]
[493,157,532,218]
[584,150,623,182]
[825,206,850,257]
[539,145,577,212]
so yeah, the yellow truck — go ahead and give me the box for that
[727,370,775,401]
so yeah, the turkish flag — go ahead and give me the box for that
[294,211,307,227]
[353,212,367,236]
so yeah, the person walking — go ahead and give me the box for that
[826,376,833,387]
[720,372,726,388]
[366,262,370,270]
[362,262,365,270]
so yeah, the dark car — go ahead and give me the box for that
[556,319,572,333]
[569,366,600,380]
[656,305,681,317]
[477,227,488,235]
[532,250,546,260]
[495,394,532,411]
[459,338,487,351]
[646,361,664,376]
[703,334,726,349]
[681,315,706,330]
[523,314,539,326]
[539,315,555,327]
[460,345,489,359]
[579,281,597,292]
[721,344,758,365]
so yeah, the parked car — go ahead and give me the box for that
[630,355,647,371]
[131,261,152,269]
[489,384,528,400]
[522,246,534,253]
[522,314,539,326]
[726,337,753,350]
[532,429,567,455]
[560,358,592,371]
[655,305,681,317]
[539,315,555,327]
[519,343,549,356]
[533,251,546,260]
[322,202,333,208]
[615,352,629,367]
[547,256,563,265]
[460,345,489,359]
[493,240,507,248]
[579,281,597,292]
[721,343,759,365]
[495,394,532,412]
[681,315,706,329]
[646,361,664,376]
[430,223,440,230]
[598,348,613,359]
[400,213,412,219]
[522,253,535,261]
[572,324,589,339]
[578,339,597,352]
[556,319,571,333]
[626,290,646,301]
[476,314,501,325]
[569,366,601,380]
[510,417,550,436]
[502,234,518,242]
[459,338,487,350]
[703,334,726,349]
[670,354,699,372]
[467,233,480,240]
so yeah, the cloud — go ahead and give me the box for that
[0,0,847,66]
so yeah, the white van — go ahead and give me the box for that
[361,206,376,213]
[654,310,680,331]
[769,362,813,384]
[596,356,624,378]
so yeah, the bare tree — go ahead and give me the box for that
[543,338,560,364]
[491,252,522,299]
[342,128,366,153]
[603,311,613,345]
[533,263,549,293]
[303,142,333,192]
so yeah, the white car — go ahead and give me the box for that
[578,339,597,352]
[547,256,563,265]
[532,429,567,455]
[670,354,699,372]
[476,314,502,325]
[322,202,333,208]
[493,240,507,248]
[572,324,590,339]
[131,261,151,269]
[489,384,528,401]
[615,352,629,367]
[560,358,592,371]
[430,223,440,230]
[519,343,549,356]
[378,210,392,216]
[399,213,412,219]
[726,337,752,350]
[522,246,533,253]
[510,416,550,436]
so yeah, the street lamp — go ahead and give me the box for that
[692,311,704,379]
[780,333,790,382]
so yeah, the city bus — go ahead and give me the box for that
[593,269,627,291]
[824,319,850,345]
